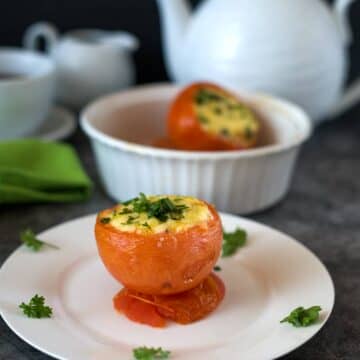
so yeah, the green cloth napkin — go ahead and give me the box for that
[0,140,92,204]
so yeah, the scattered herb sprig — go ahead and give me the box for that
[222,227,247,257]
[280,306,322,327]
[133,346,171,360]
[20,229,59,251]
[19,294,53,319]
[213,265,222,272]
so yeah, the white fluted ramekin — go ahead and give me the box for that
[81,84,312,214]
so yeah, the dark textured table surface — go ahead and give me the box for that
[0,108,359,360]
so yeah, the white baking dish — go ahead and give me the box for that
[81,83,312,214]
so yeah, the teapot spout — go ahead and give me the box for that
[101,31,139,52]
[333,0,356,45]
[156,0,191,81]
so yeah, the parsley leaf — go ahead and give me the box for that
[133,346,171,360]
[19,294,53,318]
[280,306,322,327]
[222,228,247,257]
[213,265,222,272]
[20,229,59,251]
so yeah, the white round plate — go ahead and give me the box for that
[30,106,76,141]
[0,214,334,360]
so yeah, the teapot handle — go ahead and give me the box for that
[329,0,360,118]
[330,79,360,118]
[23,22,59,54]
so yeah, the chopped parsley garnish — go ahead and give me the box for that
[244,127,253,139]
[20,229,59,251]
[222,227,247,257]
[100,217,111,224]
[122,193,189,223]
[133,346,171,360]
[123,215,139,225]
[281,306,322,327]
[195,88,221,105]
[213,107,222,115]
[220,128,230,136]
[198,114,209,124]
[19,294,53,318]
[142,222,151,229]
[148,198,188,222]
[118,208,132,215]
[132,193,151,213]
[213,265,222,272]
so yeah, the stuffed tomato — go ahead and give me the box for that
[168,82,260,151]
[95,194,223,295]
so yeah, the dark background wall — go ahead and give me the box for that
[1,0,360,85]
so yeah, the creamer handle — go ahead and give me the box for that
[23,22,59,54]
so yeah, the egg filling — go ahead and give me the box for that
[194,87,260,147]
[100,194,212,234]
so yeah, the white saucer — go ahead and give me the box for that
[30,106,77,141]
[0,213,335,360]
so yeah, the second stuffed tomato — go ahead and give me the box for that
[168,82,260,151]
[95,194,222,295]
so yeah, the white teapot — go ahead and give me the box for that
[156,0,360,123]
[24,22,139,109]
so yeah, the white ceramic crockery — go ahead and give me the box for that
[156,0,360,123]
[0,213,335,359]
[23,22,139,109]
[81,84,311,214]
[0,48,55,140]
[30,106,76,141]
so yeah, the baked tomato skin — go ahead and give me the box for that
[168,82,258,151]
[95,202,222,295]
[113,289,166,328]
[154,273,225,324]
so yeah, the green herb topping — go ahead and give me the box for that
[214,107,222,115]
[193,87,259,143]
[244,127,253,139]
[281,306,322,327]
[213,265,222,272]
[19,294,53,318]
[100,217,111,224]
[222,227,247,257]
[133,346,171,360]
[120,193,189,223]
[198,114,209,124]
[123,215,139,225]
[195,88,222,105]
[20,229,59,252]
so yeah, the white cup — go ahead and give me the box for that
[0,48,56,139]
